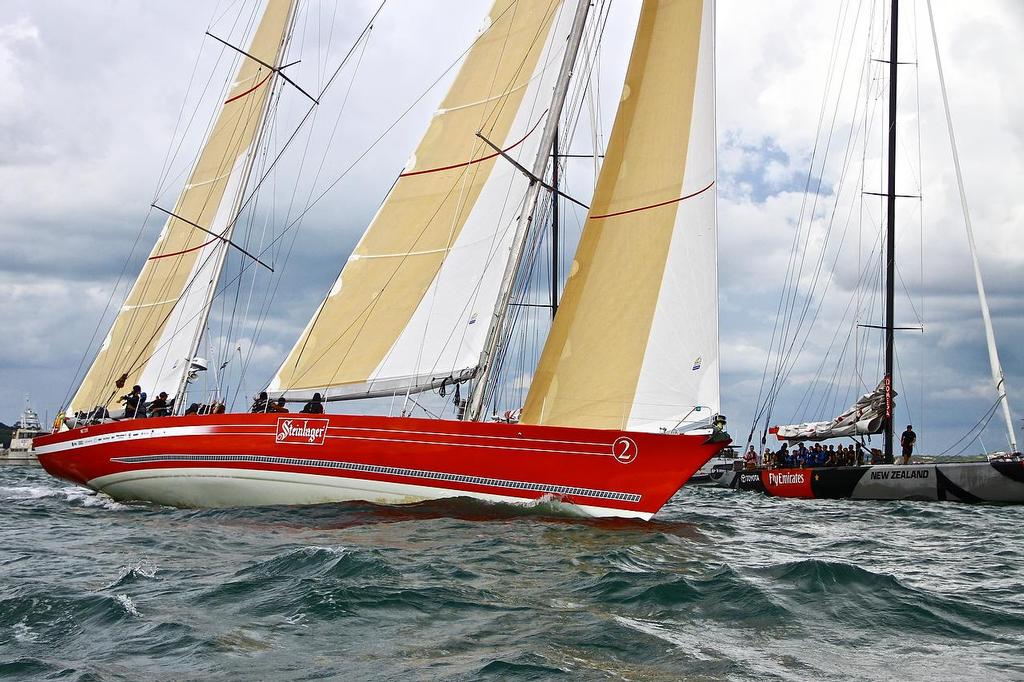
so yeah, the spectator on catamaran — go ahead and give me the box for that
[900,425,917,465]
[777,442,790,468]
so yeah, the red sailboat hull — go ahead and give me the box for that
[34,413,728,519]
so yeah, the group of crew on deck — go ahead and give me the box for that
[743,441,892,469]
[248,391,324,414]
[73,385,327,424]
[113,384,228,419]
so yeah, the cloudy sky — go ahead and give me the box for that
[1,0,1021,454]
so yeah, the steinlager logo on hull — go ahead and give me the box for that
[276,418,329,445]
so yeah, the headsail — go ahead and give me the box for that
[268,0,573,402]
[521,0,718,432]
[770,380,894,442]
[926,1,1016,453]
[68,0,294,415]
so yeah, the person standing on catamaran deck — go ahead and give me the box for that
[900,425,917,464]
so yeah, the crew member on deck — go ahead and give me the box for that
[744,446,757,469]
[251,391,269,413]
[269,397,289,413]
[900,424,917,465]
[120,385,144,419]
[149,392,171,417]
[301,393,325,414]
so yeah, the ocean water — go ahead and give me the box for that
[1,464,1021,681]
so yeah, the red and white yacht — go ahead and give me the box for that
[38,0,728,519]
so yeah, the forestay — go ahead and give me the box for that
[521,0,719,432]
[771,380,894,442]
[69,0,294,415]
[269,0,573,402]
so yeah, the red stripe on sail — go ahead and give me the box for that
[589,181,715,220]
[225,71,273,104]
[398,115,545,178]
[148,237,217,261]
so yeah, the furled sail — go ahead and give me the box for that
[68,0,294,416]
[268,0,573,402]
[521,0,718,432]
[770,380,894,442]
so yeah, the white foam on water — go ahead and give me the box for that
[60,486,132,510]
[114,594,141,617]
[1,484,130,510]
[105,559,158,589]
[13,620,38,643]
[1,485,57,500]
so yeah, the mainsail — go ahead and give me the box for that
[269,0,574,402]
[770,380,894,442]
[68,0,294,415]
[521,0,718,432]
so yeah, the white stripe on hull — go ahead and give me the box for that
[86,467,654,520]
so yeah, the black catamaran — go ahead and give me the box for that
[715,0,1023,503]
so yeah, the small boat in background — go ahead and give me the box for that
[3,396,45,464]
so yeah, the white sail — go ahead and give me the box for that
[926,1,1016,453]
[269,0,574,402]
[521,0,719,432]
[68,0,294,416]
[771,380,894,442]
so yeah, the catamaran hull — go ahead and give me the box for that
[711,462,1024,503]
[34,414,728,520]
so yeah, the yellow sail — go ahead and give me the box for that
[269,0,572,402]
[521,0,719,431]
[69,0,294,415]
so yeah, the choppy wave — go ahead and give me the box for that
[2,465,1022,681]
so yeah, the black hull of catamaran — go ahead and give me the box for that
[711,461,1024,503]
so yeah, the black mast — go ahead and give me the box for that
[551,129,560,319]
[884,0,899,461]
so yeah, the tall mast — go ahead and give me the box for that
[174,0,298,412]
[551,129,560,319]
[883,0,899,461]
[467,0,592,421]
[926,1,1016,453]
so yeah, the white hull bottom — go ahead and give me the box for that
[88,467,655,521]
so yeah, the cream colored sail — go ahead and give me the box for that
[69,0,294,416]
[521,0,719,432]
[269,0,573,402]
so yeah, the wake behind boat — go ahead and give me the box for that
[36,0,730,518]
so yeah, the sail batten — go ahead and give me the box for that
[269,0,573,402]
[521,0,718,432]
[68,0,294,416]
